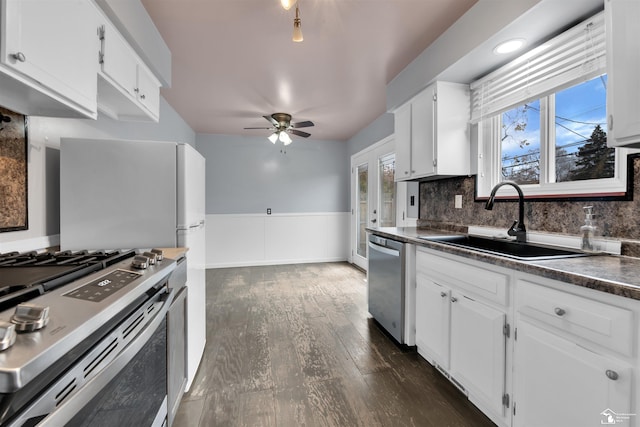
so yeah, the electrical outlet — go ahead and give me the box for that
[454,195,463,209]
[267,208,272,215]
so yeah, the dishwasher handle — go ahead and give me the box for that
[368,241,400,257]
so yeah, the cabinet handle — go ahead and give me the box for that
[554,307,566,316]
[140,94,146,100]
[371,219,377,223]
[404,171,409,175]
[11,52,26,62]
[440,292,447,298]
[411,170,416,173]
[134,87,140,93]
[450,296,458,303]
[605,370,619,381]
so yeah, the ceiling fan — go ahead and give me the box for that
[244,113,314,145]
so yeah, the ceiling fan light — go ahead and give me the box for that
[280,131,292,144]
[292,6,303,42]
[268,132,278,143]
[280,0,296,10]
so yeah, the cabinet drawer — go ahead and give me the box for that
[417,249,509,306]
[516,280,634,356]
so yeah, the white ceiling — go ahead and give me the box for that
[140,0,477,141]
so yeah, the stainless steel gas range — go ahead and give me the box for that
[0,249,179,427]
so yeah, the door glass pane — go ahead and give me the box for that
[379,154,396,227]
[357,164,368,258]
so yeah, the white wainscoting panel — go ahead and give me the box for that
[205,213,349,268]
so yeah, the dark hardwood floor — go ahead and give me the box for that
[173,262,496,427]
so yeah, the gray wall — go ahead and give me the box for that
[0,97,195,246]
[346,113,394,157]
[197,134,349,214]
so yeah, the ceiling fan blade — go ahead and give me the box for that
[244,127,274,130]
[263,115,279,126]
[291,120,314,128]
[289,129,311,138]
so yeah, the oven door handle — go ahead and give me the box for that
[31,288,173,427]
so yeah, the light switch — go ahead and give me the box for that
[454,195,462,209]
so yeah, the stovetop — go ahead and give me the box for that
[0,250,136,312]
[0,248,176,393]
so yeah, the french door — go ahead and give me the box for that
[350,137,396,270]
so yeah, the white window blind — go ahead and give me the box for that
[470,11,605,123]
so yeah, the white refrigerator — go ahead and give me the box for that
[60,137,206,391]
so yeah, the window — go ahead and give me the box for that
[500,76,614,186]
[472,11,628,199]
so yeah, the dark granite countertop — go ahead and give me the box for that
[367,227,640,301]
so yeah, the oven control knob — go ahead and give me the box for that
[143,251,158,265]
[150,248,164,261]
[10,304,50,332]
[0,321,17,351]
[131,255,149,270]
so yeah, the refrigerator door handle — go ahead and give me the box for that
[188,220,205,230]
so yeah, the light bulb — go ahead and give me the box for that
[268,133,278,143]
[279,132,292,144]
[281,0,296,10]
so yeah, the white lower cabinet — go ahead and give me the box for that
[415,247,639,427]
[450,292,506,417]
[415,276,450,369]
[513,277,635,427]
[513,319,632,427]
[415,248,510,426]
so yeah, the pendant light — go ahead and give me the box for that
[281,0,296,10]
[292,5,303,42]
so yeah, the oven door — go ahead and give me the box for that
[7,287,173,427]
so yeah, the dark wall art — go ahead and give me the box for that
[0,107,28,232]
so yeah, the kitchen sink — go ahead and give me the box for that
[418,235,591,261]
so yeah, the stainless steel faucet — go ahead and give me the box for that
[485,181,527,243]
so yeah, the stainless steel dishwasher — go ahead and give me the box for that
[367,234,407,344]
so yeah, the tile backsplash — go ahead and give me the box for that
[417,154,640,257]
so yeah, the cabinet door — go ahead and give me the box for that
[136,63,160,119]
[606,0,640,146]
[450,292,506,416]
[394,103,412,180]
[514,320,632,427]
[415,275,450,369]
[411,87,436,177]
[1,0,97,112]
[101,20,138,98]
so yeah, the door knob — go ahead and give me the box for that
[554,307,566,316]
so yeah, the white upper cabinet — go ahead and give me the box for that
[606,0,640,148]
[0,0,98,118]
[95,7,161,122]
[394,81,470,181]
